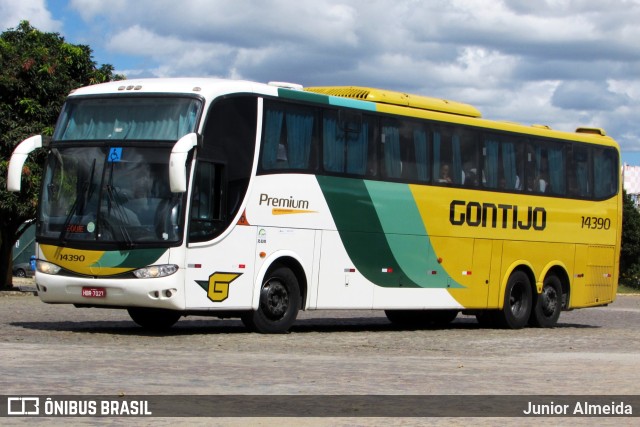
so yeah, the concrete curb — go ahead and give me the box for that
[0,286,37,296]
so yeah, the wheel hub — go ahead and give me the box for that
[261,280,289,320]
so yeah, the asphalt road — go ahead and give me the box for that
[1,287,639,425]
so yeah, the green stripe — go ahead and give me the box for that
[317,176,463,289]
[317,175,418,288]
[92,248,166,269]
[278,88,330,104]
[364,181,462,289]
[278,88,377,111]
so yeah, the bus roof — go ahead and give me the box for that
[66,78,276,100]
[305,86,482,118]
[65,78,615,147]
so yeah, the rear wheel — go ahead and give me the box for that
[15,269,26,278]
[241,266,300,333]
[498,270,532,329]
[529,274,562,327]
[127,307,181,331]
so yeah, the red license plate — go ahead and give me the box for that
[82,287,106,298]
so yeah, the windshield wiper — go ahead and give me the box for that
[104,183,135,247]
[58,159,96,244]
[101,159,135,247]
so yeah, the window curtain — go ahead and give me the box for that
[177,102,199,139]
[262,108,284,169]
[60,100,200,141]
[594,151,615,198]
[347,123,369,175]
[63,104,116,140]
[452,135,462,185]
[484,139,499,188]
[323,115,344,172]
[548,147,565,194]
[535,146,543,179]
[432,132,441,182]
[575,158,589,196]
[502,142,517,189]
[413,129,429,181]
[285,111,313,169]
[383,125,401,178]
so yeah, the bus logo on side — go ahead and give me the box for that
[449,200,547,231]
[195,272,242,303]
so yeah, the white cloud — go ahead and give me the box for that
[0,0,61,32]
[51,0,640,153]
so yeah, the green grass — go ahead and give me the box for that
[617,284,640,294]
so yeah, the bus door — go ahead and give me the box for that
[481,239,503,308]
[183,160,256,309]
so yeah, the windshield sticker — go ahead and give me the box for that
[108,147,123,162]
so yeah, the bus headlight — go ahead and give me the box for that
[37,260,61,275]
[133,264,178,278]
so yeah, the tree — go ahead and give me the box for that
[0,21,125,289]
[619,191,640,289]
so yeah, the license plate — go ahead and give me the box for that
[82,287,106,298]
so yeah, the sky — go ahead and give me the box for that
[3,0,640,165]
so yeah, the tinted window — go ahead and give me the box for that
[262,101,318,171]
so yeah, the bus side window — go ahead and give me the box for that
[323,110,374,176]
[262,102,317,172]
[568,144,592,198]
[412,124,430,183]
[189,161,224,242]
[434,127,477,186]
[382,121,401,179]
[594,147,618,199]
[483,135,524,191]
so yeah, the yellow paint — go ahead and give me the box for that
[207,272,241,302]
[408,185,619,309]
[272,208,317,215]
[40,244,134,276]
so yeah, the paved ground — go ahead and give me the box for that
[1,280,639,425]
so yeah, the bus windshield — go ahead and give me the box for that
[53,96,201,141]
[38,146,185,246]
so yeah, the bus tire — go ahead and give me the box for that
[241,266,300,334]
[127,307,181,330]
[529,274,562,328]
[498,270,532,329]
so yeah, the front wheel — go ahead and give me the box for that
[529,275,562,327]
[498,270,532,329]
[241,266,300,333]
[127,307,181,331]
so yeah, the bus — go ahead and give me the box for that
[6,78,621,333]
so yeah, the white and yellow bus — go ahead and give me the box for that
[7,78,621,332]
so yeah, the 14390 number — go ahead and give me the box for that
[581,216,611,230]
[58,254,85,262]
